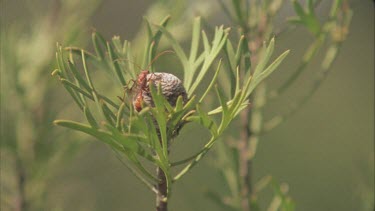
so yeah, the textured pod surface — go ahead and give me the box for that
[141,72,188,108]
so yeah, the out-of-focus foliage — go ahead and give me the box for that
[205,0,354,210]
[1,1,100,210]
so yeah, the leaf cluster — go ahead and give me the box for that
[52,16,289,197]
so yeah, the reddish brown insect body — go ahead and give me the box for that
[133,70,150,112]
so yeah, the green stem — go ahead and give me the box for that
[156,134,168,211]
[156,166,168,211]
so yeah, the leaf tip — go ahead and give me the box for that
[270,37,275,44]
[51,69,60,76]
[53,120,61,125]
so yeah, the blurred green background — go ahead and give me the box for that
[1,0,373,211]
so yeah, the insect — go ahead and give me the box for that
[133,70,150,112]
[119,51,174,112]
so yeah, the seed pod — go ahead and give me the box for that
[133,72,188,139]
[138,72,188,109]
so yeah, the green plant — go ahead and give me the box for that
[52,14,289,210]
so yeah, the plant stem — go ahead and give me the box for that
[156,167,168,211]
[239,106,253,211]
[16,160,28,211]
[156,132,168,211]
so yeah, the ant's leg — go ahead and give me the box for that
[126,79,136,91]
[117,87,127,102]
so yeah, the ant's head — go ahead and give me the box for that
[137,70,150,83]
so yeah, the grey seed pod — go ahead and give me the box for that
[141,72,188,108]
[134,72,188,140]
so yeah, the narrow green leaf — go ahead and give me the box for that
[329,0,343,18]
[81,50,95,90]
[201,30,211,53]
[92,91,104,120]
[305,15,321,36]
[199,59,222,103]
[247,50,290,97]
[142,113,164,160]
[51,69,60,76]
[102,102,116,126]
[207,98,249,116]
[56,46,69,80]
[292,0,306,19]
[189,17,201,63]
[54,120,122,150]
[116,103,126,130]
[144,17,153,42]
[189,28,228,95]
[107,42,126,86]
[253,38,274,79]
[112,36,123,53]
[192,52,205,70]
[196,104,218,136]
[223,40,237,97]
[183,95,196,111]
[234,67,241,95]
[235,35,245,67]
[150,15,171,59]
[232,0,244,22]
[105,122,159,166]
[229,90,245,119]
[174,95,184,112]
[84,106,99,128]
[216,85,231,132]
[124,41,137,79]
[307,0,315,14]
[241,36,251,73]
[103,123,138,152]
[60,79,93,100]
[65,47,97,61]
[168,110,187,133]
[149,84,169,157]
[66,59,92,92]
[61,83,84,111]
[92,32,106,60]
[225,39,236,72]
[216,85,228,115]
